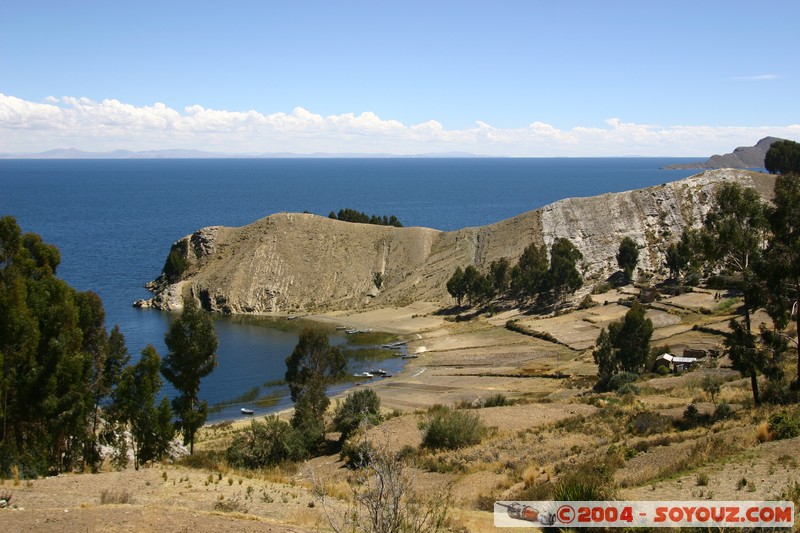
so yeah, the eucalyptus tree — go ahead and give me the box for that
[161,296,218,454]
[617,237,639,284]
[0,216,114,473]
[510,242,548,303]
[446,267,467,307]
[115,345,174,468]
[763,173,800,383]
[764,139,800,175]
[285,328,346,450]
[700,182,769,333]
[547,238,583,306]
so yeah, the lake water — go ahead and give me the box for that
[0,157,698,419]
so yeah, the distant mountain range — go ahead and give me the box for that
[663,137,783,170]
[0,148,485,159]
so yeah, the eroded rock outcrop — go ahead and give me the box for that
[136,169,774,313]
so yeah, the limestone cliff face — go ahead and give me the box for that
[137,169,775,313]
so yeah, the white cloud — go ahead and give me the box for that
[731,74,782,81]
[0,93,798,156]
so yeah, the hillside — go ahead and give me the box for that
[136,169,775,314]
[663,137,784,170]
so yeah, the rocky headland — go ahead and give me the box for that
[136,169,775,314]
[663,136,783,170]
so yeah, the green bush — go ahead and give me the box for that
[713,401,734,421]
[226,416,307,469]
[332,389,382,442]
[769,409,800,440]
[608,372,639,391]
[162,241,189,281]
[421,406,487,450]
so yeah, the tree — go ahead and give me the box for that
[592,328,617,388]
[593,302,653,388]
[0,216,108,474]
[764,173,800,383]
[725,319,766,406]
[285,329,346,449]
[765,139,800,175]
[547,238,583,305]
[115,345,174,468]
[446,267,467,306]
[161,296,218,454]
[75,290,114,467]
[665,228,700,282]
[510,242,548,302]
[333,388,382,443]
[612,302,654,372]
[617,237,639,285]
[701,182,769,334]
[489,257,511,295]
[462,265,492,306]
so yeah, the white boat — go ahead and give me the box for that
[353,371,374,378]
[240,408,254,415]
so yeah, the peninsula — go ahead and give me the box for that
[137,168,775,315]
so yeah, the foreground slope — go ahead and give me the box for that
[137,169,774,313]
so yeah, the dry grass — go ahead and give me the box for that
[99,489,133,505]
[755,421,772,443]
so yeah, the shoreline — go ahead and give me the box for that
[203,302,443,428]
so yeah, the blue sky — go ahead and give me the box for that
[1,0,798,156]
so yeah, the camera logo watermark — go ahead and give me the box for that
[494,500,795,528]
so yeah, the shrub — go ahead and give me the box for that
[683,402,700,424]
[552,454,619,502]
[332,389,382,443]
[100,489,133,505]
[628,411,672,436]
[482,393,508,408]
[553,478,608,501]
[578,294,596,310]
[340,437,374,469]
[162,240,189,281]
[608,372,639,391]
[696,472,709,486]
[226,416,307,469]
[421,406,487,450]
[713,401,734,421]
[615,382,640,396]
[213,494,248,513]
[656,365,671,376]
[592,282,612,295]
[768,409,800,440]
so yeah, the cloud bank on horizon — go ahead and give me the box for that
[2,93,798,157]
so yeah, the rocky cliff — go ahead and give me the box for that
[663,137,783,170]
[136,169,775,313]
